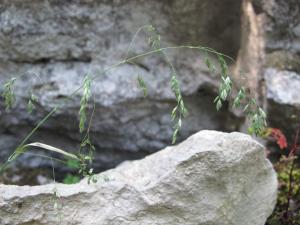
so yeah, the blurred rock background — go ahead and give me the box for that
[0,0,299,183]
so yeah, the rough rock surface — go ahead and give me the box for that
[235,0,300,134]
[265,68,300,139]
[262,0,300,131]
[1,0,298,173]
[0,0,243,170]
[0,131,277,225]
[265,69,300,106]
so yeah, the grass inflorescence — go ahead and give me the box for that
[0,25,267,182]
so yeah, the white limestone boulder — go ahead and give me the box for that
[0,131,277,225]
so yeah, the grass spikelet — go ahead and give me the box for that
[1,77,16,111]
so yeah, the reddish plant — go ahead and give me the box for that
[264,128,288,150]
[265,125,300,224]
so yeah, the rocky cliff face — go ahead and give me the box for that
[0,0,243,171]
[235,0,300,139]
[263,0,300,140]
[0,0,298,172]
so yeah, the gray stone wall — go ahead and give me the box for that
[0,0,243,170]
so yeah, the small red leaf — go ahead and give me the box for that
[268,128,288,150]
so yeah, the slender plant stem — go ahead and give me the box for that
[124,25,150,60]
[284,124,300,220]
[285,159,295,220]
